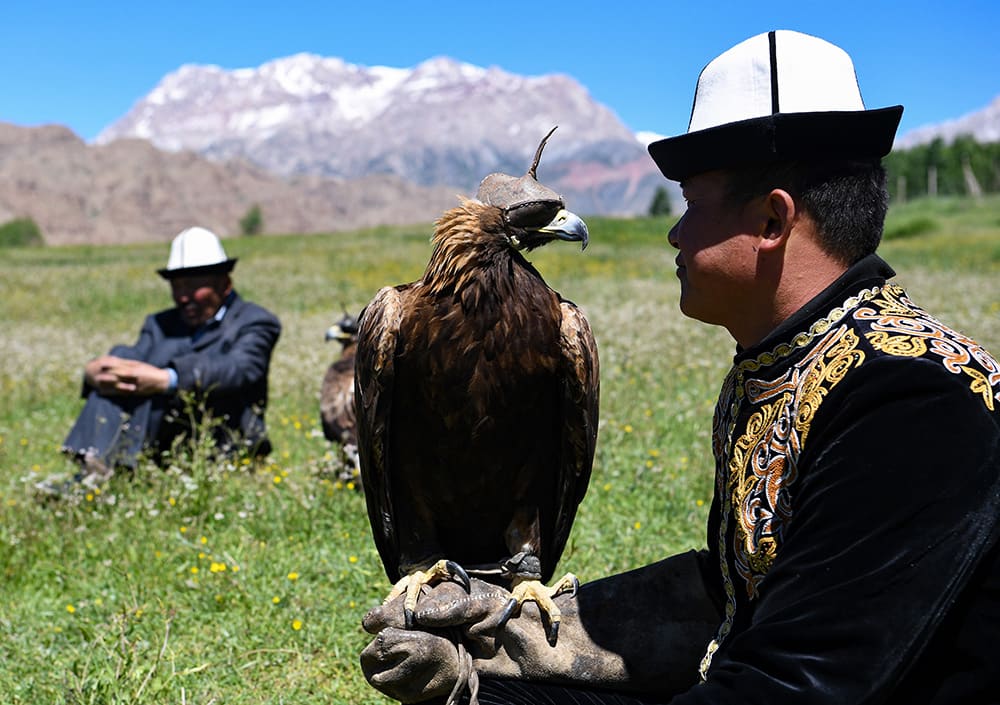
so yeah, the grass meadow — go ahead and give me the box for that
[1,196,998,703]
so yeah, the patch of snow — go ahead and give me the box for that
[229,105,293,132]
[635,130,666,146]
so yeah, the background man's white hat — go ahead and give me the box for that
[157,227,238,280]
[648,30,904,181]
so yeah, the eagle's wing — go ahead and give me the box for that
[549,298,600,576]
[355,285,406,582]
[319,354,356,444]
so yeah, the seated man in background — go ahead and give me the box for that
[55,226,281,488]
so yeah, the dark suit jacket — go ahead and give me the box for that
[65,291,281,463]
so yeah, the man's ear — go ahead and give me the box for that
[758,188,796,251]
[217,274,234,296]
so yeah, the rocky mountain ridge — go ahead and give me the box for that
[5,50,994,247]
[96,54,665,217]
[0,122,460,246]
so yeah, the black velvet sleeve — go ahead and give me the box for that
[671,356,1000,704]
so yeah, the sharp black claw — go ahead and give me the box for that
[547,620,560,647]
[404,606,415,630]
[445,560,471,592]
[569,575,580,598]
[496,597,519,631]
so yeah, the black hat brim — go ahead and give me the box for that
[157,258,237,280]
[648,106,904,182]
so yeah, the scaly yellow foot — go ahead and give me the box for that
[497,572,580,645]
[384,559,471,629]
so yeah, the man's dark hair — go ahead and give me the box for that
[725,159,888,265]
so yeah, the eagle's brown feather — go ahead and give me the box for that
[355,198,599,585]
[319,341,358,446]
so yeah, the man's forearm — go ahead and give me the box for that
[362,550,722,702]
[479,550,721,696]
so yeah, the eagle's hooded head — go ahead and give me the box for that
[325,311,360,347]
[475,127,589,252]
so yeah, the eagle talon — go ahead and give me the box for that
[496,597,520,631]
[390,559,471,630]
[546,619,560,647]
[445,560,471,592]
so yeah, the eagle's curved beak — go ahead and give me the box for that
[325,324,346,342]
[538,209,589,250]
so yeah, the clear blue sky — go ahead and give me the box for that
[3,0,997,143]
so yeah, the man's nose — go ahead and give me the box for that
[667,219,681,249]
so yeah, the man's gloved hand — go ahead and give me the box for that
[361,578,513,702]
[360,626,465,703]
[360,551,723,702]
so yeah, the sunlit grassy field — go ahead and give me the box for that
[1,196,998,703]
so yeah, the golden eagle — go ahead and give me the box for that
[320,311,361,484]
[355,128,599,644]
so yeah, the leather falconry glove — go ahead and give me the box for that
[361,550,722,703]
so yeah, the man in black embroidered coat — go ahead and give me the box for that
[359,30,1000,705]
[58,227,281,485]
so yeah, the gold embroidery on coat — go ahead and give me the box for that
[701,285,882,680]
[859,284,1000,410]
[727,326,863,597]
[866,331,928,357]
[702,282,999,681]
[964,367,995,411]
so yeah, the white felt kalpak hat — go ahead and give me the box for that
[157,226,237,279]
[648,30,904,181]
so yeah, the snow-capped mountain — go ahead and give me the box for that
[97,54,666,216]
[894,95,1000,149]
